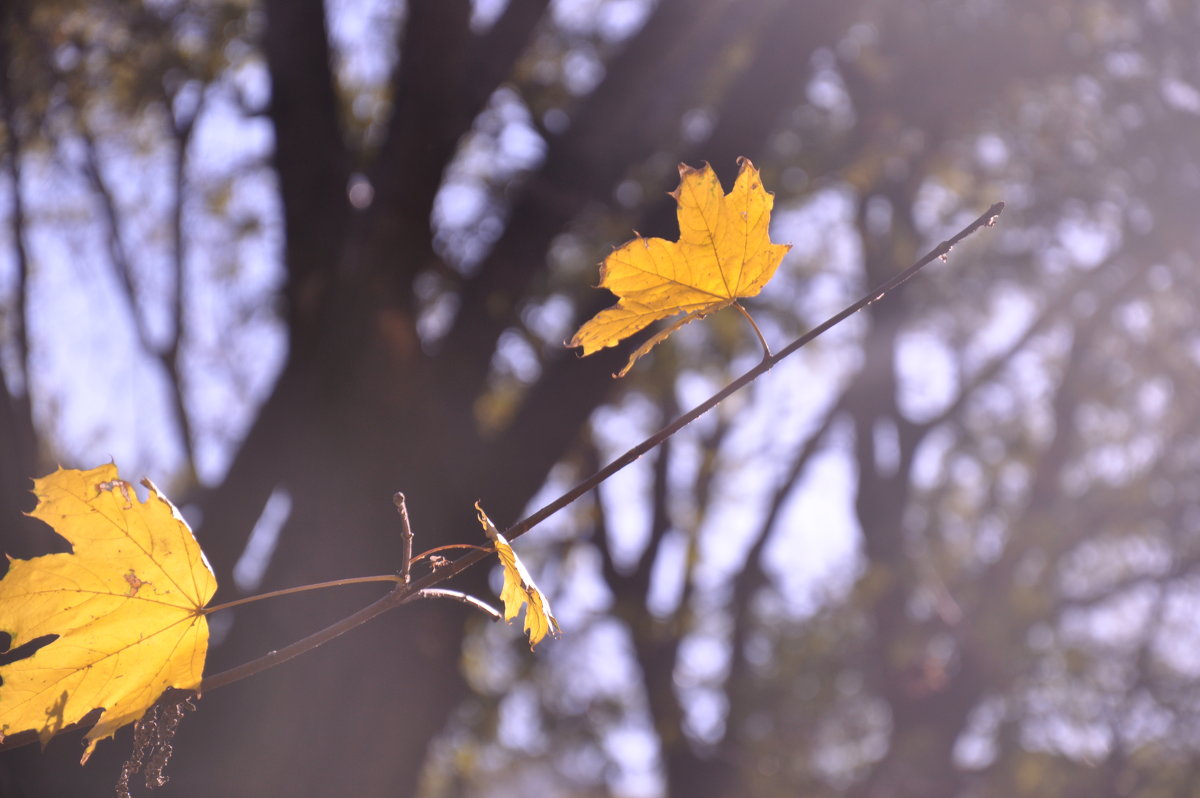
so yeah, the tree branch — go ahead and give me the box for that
[631,396,677,591]
[211,204,998,691]
[369,0,471,252]
[0,26,30,390]
[262,0,350,339]
[72,110,200,480]
[0,0,42,552]
[720,388,845,725]
[201,202,1004,696]
[505,204,1005,550]
[467,0,551,110]
[161,82,203,478]
[0,203,1003,750]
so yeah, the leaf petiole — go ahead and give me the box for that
[733,301,772,359]
[417,588,503,622]
[202,574,404,615]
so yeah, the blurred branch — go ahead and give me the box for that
[673,0,858,172]
[367,0,471,300]
[0,25,30,390]
[261,0,350,338]
[587,412,705,775]
[162,81,204,478]
[1090,572,1173,794]
[720,388,845,734]
[587,408,676,605]
[916,256,1144,437]
[355,1,549,337]
[436,0,748,396]
[0,0,42,548]
[76,125,138,330]
[671,401,734,639]
[590,416,708,793]
[189,362,302,587]
[468,0,551,110]
[588,445,620,591]
[1054,498,1200,615]
[844,183,994,798]
[182,0,354,581]
[973,327,1091,600]
[915,287,1071,436]
[375,0,551,214]
[972,258,1153,616]
[1058,566,1195,616]
[73,110,199,478]
[631,396,678,591]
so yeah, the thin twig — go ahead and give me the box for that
[202,574,402,615]
[0,203,1005,753]
[394,492,413,583]
[192,203,1005,697]
[418,588,503,622]
[409,543,492,565]
[503,202,1006,546]
[201,588,410,693]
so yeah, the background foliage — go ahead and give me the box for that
[2,1,1200,796]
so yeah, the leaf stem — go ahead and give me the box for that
[201,586,410,693]
[733,301,772,358]
[202,574,403,615]
[418,588,503,621]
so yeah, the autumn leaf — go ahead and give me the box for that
[0,464,216,763]
[475,502,560,649]
[569,157,791,376]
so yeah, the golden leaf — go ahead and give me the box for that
[0,465,216,763]
[569,157,791,376]
[475,502,560,649]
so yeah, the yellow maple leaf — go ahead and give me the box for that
[475,502,560,649]
[569,157,791,376]
[0,464,216,763]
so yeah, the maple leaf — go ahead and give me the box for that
[569,157,791,376]
[475,502,560,649]
[0,464,216,763]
